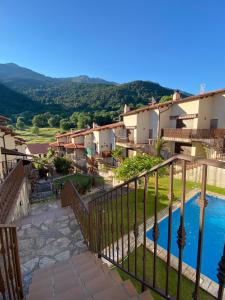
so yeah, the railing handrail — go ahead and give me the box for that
[89,154,225,205]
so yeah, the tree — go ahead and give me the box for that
[48,116,60,127]
[31,125,40,135]
[114,154,164,180]
[159,95,172,103]
[53,156,72,175]
[60,118,72,132]
[16,117,25,130]
[111,146,124,163]
[70,112,80,127]
[77,113,91,129]
[32,114,48,127]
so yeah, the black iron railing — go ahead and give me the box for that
[62,154,225,300]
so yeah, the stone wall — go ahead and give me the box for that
[6,177,31,223]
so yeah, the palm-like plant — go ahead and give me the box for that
[155,138,167,158]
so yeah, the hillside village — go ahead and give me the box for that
[1,88,225,299]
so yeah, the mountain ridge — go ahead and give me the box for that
[0,63,191,122]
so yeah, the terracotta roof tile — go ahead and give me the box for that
[26,143,49,154]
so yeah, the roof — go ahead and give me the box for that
[122,87,225,117]
[93,122,124,131]
[49,141,65,147]
[0,126,14,135]
[26,143,49,154]
[0,115,9,122]
[56,129,86,138]
[71,122,124,138]
[64,143,85,149]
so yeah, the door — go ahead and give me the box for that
[210,119,218,129]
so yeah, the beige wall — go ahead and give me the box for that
[72,135,84,144]
[136,110,151,143]
[6,177,31,223]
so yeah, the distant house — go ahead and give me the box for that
[26,143,49,158]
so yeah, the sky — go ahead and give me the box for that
[1,0,225,94]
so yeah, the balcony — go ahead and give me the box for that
[116,136,149,151]
[162,128,225,142]
[94,150,112,159]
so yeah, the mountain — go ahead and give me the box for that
[0,63,190,122]
[0,82,44,116]
[0,63,52,83]
[0,63,116,86]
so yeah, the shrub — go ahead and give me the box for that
[114,154,165,181]
[53,156,72,175]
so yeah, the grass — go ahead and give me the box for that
[53,173,104,193]
[117,246,215,300]
[15,126,59,144]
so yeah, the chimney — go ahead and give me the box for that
[92,122,98,129]
[172,90,182,101]
[124,104,130,114]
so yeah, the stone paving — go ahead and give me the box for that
[15,199,87,294]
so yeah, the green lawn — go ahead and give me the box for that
[117,246,215,300]
[53,173,104,193]
[15,127,59,144]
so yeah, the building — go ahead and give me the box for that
[119,88,225,159]
[25,143,49,158]
[50,122,125,169]
[0,115,27,180]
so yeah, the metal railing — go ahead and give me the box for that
[61,154,225,300]
[0,160,25,223]
[61,181,90,245]
[162,128,225,140]
[0,225,24,300]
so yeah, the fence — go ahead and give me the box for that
[61,154,225,300]
[0,160,25,223]
[0,225,24,300]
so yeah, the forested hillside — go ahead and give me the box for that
[0,63,190,124]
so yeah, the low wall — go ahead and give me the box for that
[6,177,31,223]
[175,165,225,188]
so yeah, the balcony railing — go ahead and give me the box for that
[162,128,225,140]
[62,154,225,300]
[0,225,24,300]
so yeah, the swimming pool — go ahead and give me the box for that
[146,193,225,282]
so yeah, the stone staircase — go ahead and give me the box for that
[28,251,153,300]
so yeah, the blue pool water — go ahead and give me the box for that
[146,193,225,282]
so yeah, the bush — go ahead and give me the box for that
[114,154,165,180]
[53,156,72,175]
[32,125,40,135]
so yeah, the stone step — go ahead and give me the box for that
[28,251,154,300]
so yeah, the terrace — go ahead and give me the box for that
[161,128,225,143]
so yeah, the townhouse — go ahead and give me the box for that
[50,122,125,168]
[119,88,225,159]
[0,115,27,180]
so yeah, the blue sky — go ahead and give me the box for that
[1,0,225,94]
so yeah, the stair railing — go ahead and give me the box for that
[0,225,24,300]
[62,154,225,300]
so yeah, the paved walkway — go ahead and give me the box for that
[15,199,87,294]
